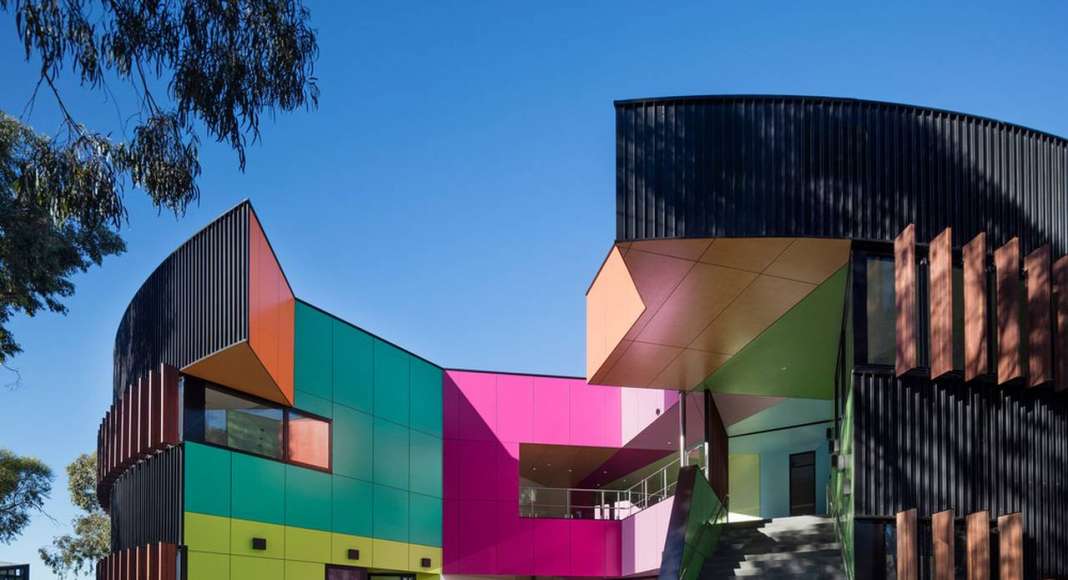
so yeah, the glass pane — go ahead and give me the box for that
[866,257,896,365]
[204,387,283,459]
[288,411,330,469]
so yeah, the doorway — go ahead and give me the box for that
[788,450,816,515]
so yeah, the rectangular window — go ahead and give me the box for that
[183,376,331,471]
[865,256,896,366]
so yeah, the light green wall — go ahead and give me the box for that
[728,454,760,518]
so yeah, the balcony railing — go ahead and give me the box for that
[519,442,708,520]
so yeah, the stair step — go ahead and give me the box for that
[697,516,845,579]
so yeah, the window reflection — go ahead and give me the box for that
[866,257,895,365]
[288,410,330,469]
[202,388,283,459]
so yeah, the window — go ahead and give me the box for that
[864,256,895,366]
[183,376,331,471]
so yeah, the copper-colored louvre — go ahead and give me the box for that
[963,234,989,381]
[932,510,954,580]
[998,513,1023,580]
[966,511,990,580]
[995,238,1023,384]
[896,508,918,580]
[895,225,918,377]
[1026,245,1053,386]
[929,228,955,379]
[1056,256,1068,391]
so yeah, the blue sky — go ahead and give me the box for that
[2,1,1067,575]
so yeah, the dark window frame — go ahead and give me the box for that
[180,375,333,473]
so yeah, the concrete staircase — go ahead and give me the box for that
[699,515,846,579]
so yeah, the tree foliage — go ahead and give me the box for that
[40,453,108,578]
[0,0,318,367]
[0,448,53,544]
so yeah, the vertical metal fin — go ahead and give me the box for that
[995,238,1023,384]
[897,508,918,580]
[966,511,990,580]
[998,513,1023,580]
[895,225,918,377]
[1026,245,1053,386]
[963,234,988,381]
[930,228,955,378]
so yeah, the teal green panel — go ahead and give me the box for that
[700,267,847,399]
[185,442,231,516]
[409,359,442,437]
[333,404,373,480]
[373,418,410,490]
[333,321,373,413]
[408,492,442,547]
[726,398,833,436]
[372,484,408,542]
[373,340,410,426]
[293,389,333,419]
[231,452,285,524]
[332,475,373,536]
[408,431,441,498]
[295,302,333,401]
[285,464,332,531]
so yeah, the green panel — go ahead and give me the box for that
[373,484,409,542]
[409,359,442,436]
[231,453,285,525]
[333,404,373,480]
[285,465,332,531]
[293,390,333,419]
[408,431,441,498]
[230,518,285,559]
[185,512,231,554]
[408,492,442,547]
[284,525,331,563]
[295,301,333,401]
[334,321,374,413]
[185,442,231,516]
[373,418,410,490]
[700,267,847,399]
[232,555,284,580]
[188,551,230,580]
[726,399,833,436]
[728,454,761,518]
[286,561,325,578]
[373,340,410,426]
[332,475,373,537]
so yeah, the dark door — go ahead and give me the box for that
[789,451,816,515]
[326,565,368,580]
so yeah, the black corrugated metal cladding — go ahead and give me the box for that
[109,445,182,552]
[854,371,1068,578]
[112,203,249,399]
[615,96,1068,256]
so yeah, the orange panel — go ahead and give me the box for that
[1056,256,1068,391]
[995,239,1023,384]
[932,510,954,580]
[896,509,917,580]
[967,511,990,580]
[586,246,647,383]
[161,543,177,580]
[998,513,1023,580]
[895,225,919,377]
[929,228,955,379]
[288,413,331,470]
[183,341,291,405]
[1026,245,1052,387]
[248,210,295,406]
[963,234,988,381]
[161,365,180,444]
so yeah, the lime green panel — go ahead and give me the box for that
[700,267,847,399]
[373,484,409,542]
[372,538,409,571]
[333,475,373,537]
[333,404,373,480]
[293,390,332,419]
[408,431,441,498]
[330,532,373,567]
[188,551,230,580]
[286,560,325,579]
[232,555,284,580]
[231,453,285,525]
[185,442,231,517]
[230,518,285,559]
[285,464,332,531]
[295,301,333,401]
[373,340,410,426]
[409,359,442,437]
[728,454,761,518]
[284,526,331,563]
[408,492,442,547]
[185,512,231,554]
[373,418,410,490]
[334,321,374,414]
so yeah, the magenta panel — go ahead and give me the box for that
[604,519,622,577]
[442,373,461,440]
[454,370,497,441]
[496,442,520,502]
[532,376,570,444]
[496,374,534,443]
[442,498,460,568]
[533,518,572,576]
[457,439,500,501]
[570,520,609,576]
[442,438,462,500]
[457,499,498,571]
[495,500,534,574]
[570,381,606,446]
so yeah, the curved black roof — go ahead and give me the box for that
[615,95,1068,254]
